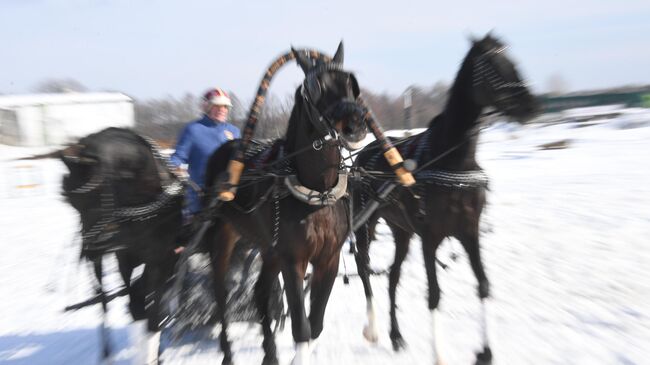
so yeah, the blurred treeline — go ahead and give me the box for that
[134,84,450,146]
[32,78,451,146]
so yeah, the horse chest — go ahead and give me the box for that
[278,204,347,248]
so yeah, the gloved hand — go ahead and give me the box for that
[173,166,189,180]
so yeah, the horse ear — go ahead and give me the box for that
[466,33,478,44]
[292,47,312,74]
[333,40,344,64]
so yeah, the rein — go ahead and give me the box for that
[221,48,414,201]
[301,63,356,138]
[354,124,487,183]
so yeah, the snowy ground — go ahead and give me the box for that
[1,112,650,365]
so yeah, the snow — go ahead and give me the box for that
[1,111,650,364]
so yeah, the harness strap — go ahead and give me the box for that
[79,133,185,257]
[416,169,489,189]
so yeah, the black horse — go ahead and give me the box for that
[352,34,537,364]
[203,43,368,365]
[33,127,183,364]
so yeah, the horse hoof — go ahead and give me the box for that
[475,346,493,365]
[390,336,407,352]
[478,281,490,299]
[262,355,279,365]
[221,357,234,365]
[362,325,378,343]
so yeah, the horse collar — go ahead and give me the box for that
[284,173,348,206]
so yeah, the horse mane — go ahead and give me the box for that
[423,35,504,168]
[443,34,505,116]
[427,112,446,129]
[283,87,305,155]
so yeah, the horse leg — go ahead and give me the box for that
[92,258,112,361]
[255,253,281,365]
[421,233,446,365]
[116,252,146,321]
[458,232,492,364]
[308,250,340,342]
[353,212,379,343]
[208,222,238,365]
[116,253,159,364]
[387,223,413,351]
[133,258,171,365]
[458,230,490,298]
[281,257,310,365]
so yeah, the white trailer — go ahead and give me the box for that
[0,92,134,147]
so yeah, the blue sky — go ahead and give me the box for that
[2,0,650,102]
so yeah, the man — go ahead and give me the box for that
[171,87,241,215]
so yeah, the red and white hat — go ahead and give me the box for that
[203,87,232,108]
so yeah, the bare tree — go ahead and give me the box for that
[411,81,449,127]
[360,88,402,130]
[228,93,247,128]
[103,79,453,148]
[255,92,294,139]
[134,93,200,145]
[358,81,449,131]
[132,89,283,146]
[32,78,88,93]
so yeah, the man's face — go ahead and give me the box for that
[208,104,229,122]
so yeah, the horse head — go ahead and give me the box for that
[60,142,102,213]
[292,42,368,150]
[468,34,538,122]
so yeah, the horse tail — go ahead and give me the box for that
[15,149,64,160]
[15,143,90,162]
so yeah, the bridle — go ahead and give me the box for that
[472,44,529,114]
[300,62,362,142]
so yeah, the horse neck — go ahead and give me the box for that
[427,48,483,169]
[284,101,341,192]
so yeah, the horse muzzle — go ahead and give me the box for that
[498,89,539,123]
[331,102,367,150]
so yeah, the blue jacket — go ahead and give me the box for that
[171,115,240,212]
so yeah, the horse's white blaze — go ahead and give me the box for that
[363,299,379,343]
[431,309,446,365]
[291,341,311,365]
